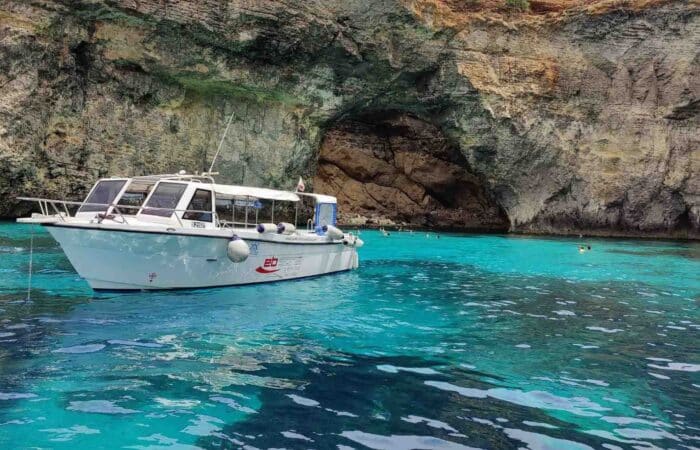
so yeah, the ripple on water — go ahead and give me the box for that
[646,362,700,372]
[425,381,609,417]
[107,340,163,348]
[209,396,257,414]
[586,326,624,333]
[281,431,314,442]
[402,415,459,433]
[341,431,480,450]
[0,392,37,400]
[504,428,594,450]
[67,400,138,414]
[53,344,105,354]
[40,425,100,442]
[286,394,320,407]
[376,364,440,375]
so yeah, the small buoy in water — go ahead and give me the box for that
[227,235,250,262]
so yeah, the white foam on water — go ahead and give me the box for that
[573,344,599,349]
[53,344,105,354]
[341,431,480,450]
[515,344,531,349]
[553,310,576,316]
[646,357,672,362]
[67,400,138,414]
[286,394,319,407]
[0,332,15,338]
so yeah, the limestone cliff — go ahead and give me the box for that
[0,0,698,238]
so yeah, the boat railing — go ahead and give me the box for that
[16,197,215,228]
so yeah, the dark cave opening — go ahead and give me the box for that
[313,112,509,231]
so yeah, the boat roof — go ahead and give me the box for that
[110,174,336,203]
[298,193,337,204]
[212,184,301,202]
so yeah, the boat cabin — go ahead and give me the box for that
[74,174,338,234]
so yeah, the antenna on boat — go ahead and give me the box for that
[207,109,236,174]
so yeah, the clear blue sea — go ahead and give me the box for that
[0,222,698,449]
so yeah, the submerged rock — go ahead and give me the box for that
[0,0,697,238]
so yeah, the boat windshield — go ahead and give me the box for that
[79,180,127,213]
[116,180,155,213]
[141,182,187,217]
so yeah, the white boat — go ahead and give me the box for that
[16,173,363,291]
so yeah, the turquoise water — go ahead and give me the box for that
[0,222,698,449]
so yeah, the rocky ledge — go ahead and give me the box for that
[0,0,698,238]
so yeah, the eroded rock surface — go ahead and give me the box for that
[315,114,508,229]
[0,0,698,237]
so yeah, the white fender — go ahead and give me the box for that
[256,223,277,234]
[323,225,344,240]
[277,222,296,234]
[227,237,250,262]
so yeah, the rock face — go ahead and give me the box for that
[0,0,698,238]
[315,113,508,229]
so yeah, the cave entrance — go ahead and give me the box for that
[313,112,509,231]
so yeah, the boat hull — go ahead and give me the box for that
[45,225,359,290]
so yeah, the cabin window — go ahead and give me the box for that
[79,180,127,213]
[315,203,337,227]
[141,182,187,217]
[183,189,213,222]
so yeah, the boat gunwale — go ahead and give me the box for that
[43,222,344,246]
